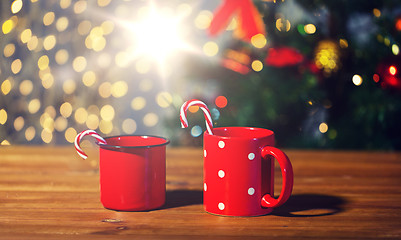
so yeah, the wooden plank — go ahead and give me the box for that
[1,146,401,239]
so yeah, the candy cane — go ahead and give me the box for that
[74,130,107,159]
[180,99,214,135]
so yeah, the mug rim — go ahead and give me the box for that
[96,134,170,149]
[204,126,274,139]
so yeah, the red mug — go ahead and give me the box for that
[203,127,293,216]
[97,135,169,211]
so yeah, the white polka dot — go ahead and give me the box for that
[204,183,207,191]
[248,153,255,160]
[218,202,225,210]
[204,150,207,157]
[218,141,225,148]
[248,187,255,195]
[218,170,225,178]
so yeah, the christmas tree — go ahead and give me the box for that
[1,0,400,150]
[173,0,401,150]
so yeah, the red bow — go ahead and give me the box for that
[208,0,265,42]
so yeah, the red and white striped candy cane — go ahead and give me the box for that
[74,130,107,159]
[180,99,214,135]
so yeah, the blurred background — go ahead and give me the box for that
[1,0,401,150]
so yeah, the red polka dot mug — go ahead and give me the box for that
[203,127,293,216]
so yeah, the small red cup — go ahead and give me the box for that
[203,127,293,216]
[97,135,169,211]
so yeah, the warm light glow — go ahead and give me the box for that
[41,129,53,143]
[203,41,219,56]
[2,19,15,34]
[392,44,400,55]
[72,56,87,72]
[11,59,22,74]
[55,116,68,132]
[43,12,55,26]
[389,66,397,75]
[98,82,111,98]
[60,102,73,118]
[314,40,340,74]
[11,0,23,14]
[123,3,194,77]
[1,140,10,145]
[373,8,381,18]
[100,105,115,121]
[74,107,88,124]
[38,55,49,70]
[14,116,24,131]
[20,29,32,43]
[78,20,91,35]
[188,105,199,113]
[111,81,128,98]
[4,43,15,57]
[319,122,328,133]
[43,35,56,50]
[55,49,69,65]
[28,99,41,114]
[74,0,87,14]
[86,114,100,129]
[251,34,267,49]
[60,0,71,9]
[131,97,146,110]
[156,92,173,108]
[276,18,291,32]
[65,127,77,143]
[63,79,76,94]
[122,118,137,134]
[19,80,33,95]
[339,39,348,48]
[194,10,213,29]
[99,120,113,134]
[143,113,158,127]
[25,126,36,141]
[0,109,7,125]
[304,24,316,34]
[56,17,69,32]
[251,60,263,72]
[82,71,97,87]
[352,74,363,86]
[1,79,12,95]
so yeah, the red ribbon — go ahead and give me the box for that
[209,0,265,41]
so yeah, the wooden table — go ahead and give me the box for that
[1,146,401,239]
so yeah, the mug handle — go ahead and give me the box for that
[260,146,293,208]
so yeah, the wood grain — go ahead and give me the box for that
[1,146,401,239]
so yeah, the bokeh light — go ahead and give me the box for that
[122,118,137,134]
[203,41,219,56]
[194,10,212,29]
[191,125,203,137]
[251,60,263,72]
[304,24,316,34]
[215,96,228,108]
[352,74,363,86]
[389,66,397,75]
[0,109,7,125]
[276,18,291,32]
[11,0,23,14]
[143,113,159,127]
[251,34,267,49]
[392,44,400,55]
[319,122,328,133]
